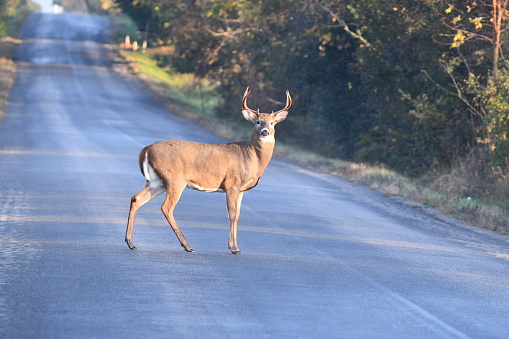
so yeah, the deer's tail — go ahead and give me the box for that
[138,146,150,176]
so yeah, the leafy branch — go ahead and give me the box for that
[319,3,374,49]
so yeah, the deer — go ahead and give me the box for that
[125,87,292,254]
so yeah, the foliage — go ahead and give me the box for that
[114,0,509,196]
[469,68,509,169]
[0,0,39,38]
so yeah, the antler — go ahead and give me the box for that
[242,87,259,115]
[274,90,292,114]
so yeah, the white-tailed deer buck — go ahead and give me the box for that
[125,87,292,254]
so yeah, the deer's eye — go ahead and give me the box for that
[256,121,261,125]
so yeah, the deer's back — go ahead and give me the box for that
[141,140,263,190]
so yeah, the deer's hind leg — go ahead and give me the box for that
[161,181,194,252]
[126,184,165,250]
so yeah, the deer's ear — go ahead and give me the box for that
[242,109,258,122]
[273,110,288,123]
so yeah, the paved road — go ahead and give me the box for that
[1,12,509,338]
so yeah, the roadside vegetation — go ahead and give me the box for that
[0,0,38,120]
[0,38,18,121]
[106,1,509,235]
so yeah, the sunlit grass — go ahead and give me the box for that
[117,48,509,236]
[120,50,221,117]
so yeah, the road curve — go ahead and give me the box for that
[1,13,509,338]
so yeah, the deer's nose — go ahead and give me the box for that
[260,129,269,137]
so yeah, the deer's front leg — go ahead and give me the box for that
[226,190,244,254]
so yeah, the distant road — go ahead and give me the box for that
[1,12,509,338]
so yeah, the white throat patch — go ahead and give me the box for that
[260,135,275,143]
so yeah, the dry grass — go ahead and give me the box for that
[0,37,19,121]
[116,48,509,236]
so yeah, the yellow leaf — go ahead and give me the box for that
[445,5,453,14]
[453,32,465,42]
[451,31,465,48]
[469,17,483,30]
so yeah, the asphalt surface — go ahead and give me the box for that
[1,12,509,339]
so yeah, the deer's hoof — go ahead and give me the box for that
[231,250,243,255]
[184,247,194,253]
[126,240,137,250]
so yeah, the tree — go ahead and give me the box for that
[114,0,509,180]
[0,0,39,38]
[439,0,509,180]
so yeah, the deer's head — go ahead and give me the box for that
[242,87,292,142]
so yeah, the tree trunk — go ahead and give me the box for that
[492,0,508,77]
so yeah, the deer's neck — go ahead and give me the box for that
[247,130,275,168]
